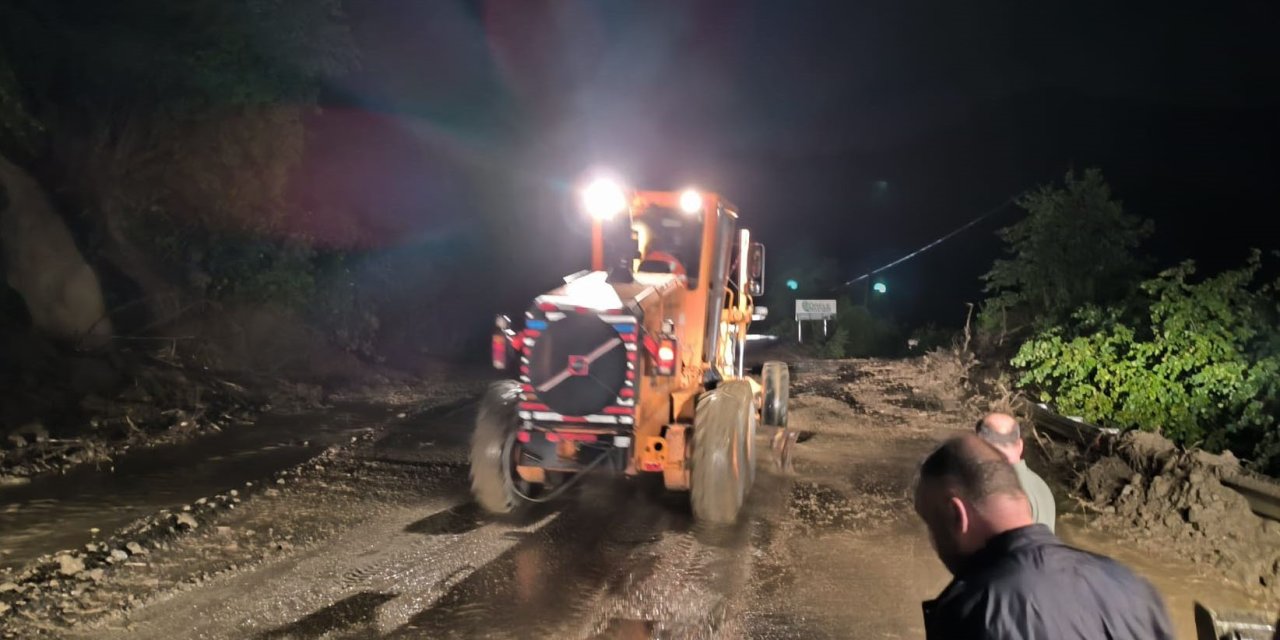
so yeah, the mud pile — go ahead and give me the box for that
[0,360,268,480]
[1081,431,1280,599]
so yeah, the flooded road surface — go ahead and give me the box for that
[0,404,399,569]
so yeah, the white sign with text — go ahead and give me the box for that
[795,299,837,321]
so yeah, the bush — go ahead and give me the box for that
[137,216,319,309]
[1013,252,1280,472]
[819,324,850,359]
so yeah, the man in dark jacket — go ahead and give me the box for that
[914,434,1174,639]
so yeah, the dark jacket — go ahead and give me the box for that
[922,524,1174,640]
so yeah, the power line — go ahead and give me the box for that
[842,199,1016,287]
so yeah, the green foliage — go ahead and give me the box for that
[136,216,318,308]
[813,299,903,359]
[1013,252,1280,471]
[768,316,797,340]
[983,169,1153,331]
[818,324,849,359]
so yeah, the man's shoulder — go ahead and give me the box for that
[1014,461,1052,491]
[931,545,1167,637]
[959,534,1133,597]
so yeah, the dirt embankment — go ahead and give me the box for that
[0,310,465,484]
[0,353,269,482]
[798,352,1280,607]
[1073,431,1280,600]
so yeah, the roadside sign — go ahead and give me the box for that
[795,299,837,321]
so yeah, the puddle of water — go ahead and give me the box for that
[257,590,397,639]
[0,403,393,569]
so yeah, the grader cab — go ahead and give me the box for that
[472,175,791,522]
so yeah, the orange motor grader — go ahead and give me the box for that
[472,176,791,522]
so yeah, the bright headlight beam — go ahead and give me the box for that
[679,189,703,214]
[582,178,627,220]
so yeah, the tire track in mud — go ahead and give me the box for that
[68,492,563,639]
[388,482,676,639]
[383,452,804,640]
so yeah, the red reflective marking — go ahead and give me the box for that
[626,371,635,380]
[575,307,590,314]
[626,353,637,362]
[619,388,635,398]
[545,432,561,442]
[516,431,531,443]
[642,335,658,356]
[621,333,637,343]
[491,335,507,369]
[537,303,557,311]
[603,406,633,415]
[557,432,599,442]
[523,329,541,338]
[519,366,530,374]
[520,384,534,393]
[560,416,587,423]
[519,403,549,411]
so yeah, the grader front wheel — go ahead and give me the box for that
[691,380,754,523]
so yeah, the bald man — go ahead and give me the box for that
[915,435,1173,639]
[976,413,1055,532]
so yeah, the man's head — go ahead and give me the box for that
[914,434,1034,575]
[975,412,1023,464]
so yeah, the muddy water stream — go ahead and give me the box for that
[0,404,395,569]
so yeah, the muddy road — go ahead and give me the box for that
[3,359,1274,638]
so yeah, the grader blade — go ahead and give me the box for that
[770,426,797,473]
[1194,602,1278,640]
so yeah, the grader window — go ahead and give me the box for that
[633,206,703,285]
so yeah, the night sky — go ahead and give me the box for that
[298,0,1280,328]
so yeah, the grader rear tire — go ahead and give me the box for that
[469,381,536,515]
[691,380,754,523]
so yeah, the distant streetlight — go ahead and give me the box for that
[786,279,799,291]
[873,281,887,294]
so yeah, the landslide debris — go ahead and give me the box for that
[1080,430,1280,600]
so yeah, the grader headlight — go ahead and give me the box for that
[679,188,703,214]
[582,177,627,220]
